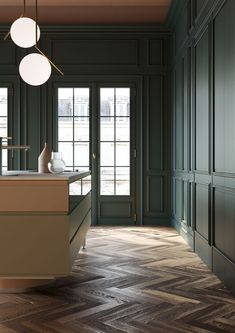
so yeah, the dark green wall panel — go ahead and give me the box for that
[195,29,209,172]
[214,0,235,173]
[171,0,235,294]
[214,189,235,263]
[100,202,131,218]
[174,1,189,53]
[0,40,17,66]
[148,39,164,66]
[144,72,170,222]
[213,247,235,295]
[183,50,191,172]
[148,76,163,171]
[195,231,212,268]
[183,180,189,224]
[52,39,138,66]
[174,179,183,221]
[195,184,209,239]
[147,176,164,213]
[174,61,184,170]
[196,0,206,15]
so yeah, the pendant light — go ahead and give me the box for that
[5,0,64,86]
[10,17,40,48]
[5,0,40,48]
[19,53,51,86]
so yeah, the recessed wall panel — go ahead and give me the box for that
[100,202,131,218]
[214,189,235,263]
[148,39,163,66]
[195,29,209,172]
[214,0,235,173]
[52,39,138,66]
[195,184,209,240]
[148,76,163,171]
[174,62,184,170]
[0,40,16,66]
[175,179,183,221]
[147,176,163,213]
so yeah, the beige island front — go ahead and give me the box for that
[0,171,91,291]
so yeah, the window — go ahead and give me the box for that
[100,88,130,195]
[0,88,8,170]
[57,88,90,195]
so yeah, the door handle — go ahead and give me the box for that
[92,153,96,160]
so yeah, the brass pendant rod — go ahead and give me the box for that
[35,0,38,47]
[4,0,26,40]
[35,45,64,76]
[34,0,64,76]
[23,0,26,16]
[3,31,11,41]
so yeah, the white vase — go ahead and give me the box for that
[48,152,66,174]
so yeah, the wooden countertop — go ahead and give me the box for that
[0,170,91,183]
[0,170,91,213]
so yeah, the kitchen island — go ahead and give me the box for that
[0,171,91,291]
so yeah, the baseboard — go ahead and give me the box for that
[142,216,171,226]
[172,218,194,250]
[195,231,212,269]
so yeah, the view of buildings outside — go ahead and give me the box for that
[0,88,8,170]
[58,87,130,196]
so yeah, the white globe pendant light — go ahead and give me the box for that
[5,0,63,86]
[10,17,40,48]
[19,53,51,86]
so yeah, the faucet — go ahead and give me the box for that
[0,137,30,175]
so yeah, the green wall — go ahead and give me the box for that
[170,0,235,294]
[0,25,171,226]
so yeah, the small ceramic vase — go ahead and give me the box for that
[38,142,51,173]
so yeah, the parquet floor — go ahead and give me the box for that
[0,227,235,333]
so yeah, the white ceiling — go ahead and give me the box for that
[0,0,172,24]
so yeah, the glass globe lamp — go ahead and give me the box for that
[10,17,40,48]
[19,53,51,86]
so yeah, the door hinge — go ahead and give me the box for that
[133,213,137,222]
[133,149,137,158]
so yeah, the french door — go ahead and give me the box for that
[55,82,136,225]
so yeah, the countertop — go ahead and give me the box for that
[0,170,91,183]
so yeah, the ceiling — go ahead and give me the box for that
[0,0,172,25]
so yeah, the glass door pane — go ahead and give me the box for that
[100,88,130,195]
[57,87,91,194]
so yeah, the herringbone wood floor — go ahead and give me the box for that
[0,227,235,333]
